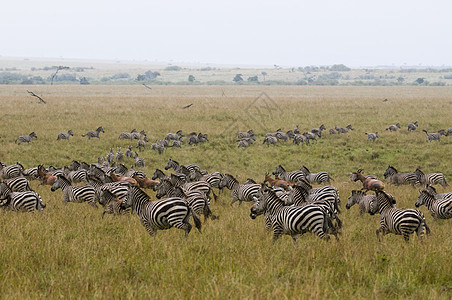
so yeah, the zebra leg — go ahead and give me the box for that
[140,219,157,236]
[230,197,238,207]
[376,228,384,242]
[210,189,218,201]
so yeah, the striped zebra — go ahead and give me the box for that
[0,182,45,212]
[365,132,378,142]
[237,130,255,140]
[23,167,40,181]
[51,175,97,208]
[65,168,88,184]
[272,165,305,184]
[386,123,401,131]
[15,132,37,144]
[133,152,145,167]
[118,131,134,140]
[294,179,339,203]
[414,168,447,187]
[416,189,452,219]
[300,165,333,185]
[116,147,124,161]
[286,184,342,231]
[156,177,216,201]
[408,121,418,132]
[335,125,353,134]
[422,130,443,142]
[0,162,25,179]
[125,146,133,158]
[57,130,73,140]
[263,136,278,146]
[370,191,430,242]
[165,130,183,141]
[425,184,452,200]
[250,186,335,243]
[96,182,131,217]
[152,168,168,181]
[82,126,104,139]
[1,176,32,192]
[131,130,147,140]
[123,186,202,237]
[311,124,326,137]
[346,190,376,215]
[219,174,260,207]
[189,170,224,193]
[165,159,200,174]
[384,165,419,186]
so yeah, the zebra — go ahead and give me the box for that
[0,183,45,212]
[65,168,89,184]
[116,147,124,161]
[384,165,419,186]
[118,131,133,140]
[106,148,114,165]
[152,168,169,181]
[365,132,378,142]
[51,175,97,208]
[125,146,133,158]
[137,139,146,151]
[123,186,202,237]
[82,126,104,139]
[272,165,305,184]
[370,191,430,242]
[263,136,278,146]
[1,176,32,192]
[57,129,74,140]
[189,170,224,192]
[292,179,340,205]
[15,132,37,144]
[165,130,183,141]
[422,130,443,142]
[446,128,452,136]
[133,152,145,168]
[156,177,216,201]
[293,134,308,145]
[250,186,336,243]
[335,125,353,134]
[219,174,260,207]
[165,159,200,174]
[0,162,24,179]
[22,166,40,181]
[346,190,376,215]
[416,189,452,219]
[329,128,338,135]
[275,130,289,142]
[238,138,252,148]
[414,168,447,187]
[311,124,326,137]
[408,121,418,132]
[237,130,255,140]
[386,123,401,131]
[425,184,452,200]
[131,130,147,140]
[303,132,318,143]
[94,182,131,217]
[300,165,333,185]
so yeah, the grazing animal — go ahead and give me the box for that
[346,190,376,215]
[237,130,255,140]
[416,188,452,219]
[250,186,335,243]
[15,132,37,144]
[57,129,74,140]
[384,165,419,186]
[414,168,447,187]
[0,162,24,179]
[365,132,378,142]
[351,169,385,192]
[272,165,305,184]
[370,191,430,242]
[219,174,260,207]
[300,165,333,184]
[263,136,278,146]
[37,165,57,186]
[422,130,443,142]
[0,183,45,212]
[386,123,401,131]
[82,126,104,139]
[407,121,418,132]
[122,186,201,237]
[264,173,293,191]
[51,175,97,208]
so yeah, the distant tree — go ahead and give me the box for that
[50,66,69,85]
[188,75,195,82]
[80,77,90,85]
[415,78,424,84]
[330,64,351,71]
[261,71,267,81]
[397,76,405,84]
[164,65,182,71]
[233,74,243,82]
[145,70,160,80]
[136,74,146,81]
[247,75,258,82]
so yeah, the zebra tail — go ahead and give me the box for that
[191,207,202,233]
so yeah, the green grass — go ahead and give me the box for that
[0,85,451,299]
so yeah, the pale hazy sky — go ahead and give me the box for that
[2,0,452,67]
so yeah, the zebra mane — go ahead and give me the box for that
[169,158,179,165]
[301,165,310,174]
[388,165,398,173]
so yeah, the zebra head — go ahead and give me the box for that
[250,185,269,219]
[384,165,396,179]
[155,179,173,199]
[273,165,285,176]
[415,189,433,208]
[346,190,364,209]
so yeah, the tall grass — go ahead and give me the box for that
[0,85,451,298]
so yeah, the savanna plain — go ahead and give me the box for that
[0,85,451,299]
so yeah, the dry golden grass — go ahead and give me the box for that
[0,85,451,299]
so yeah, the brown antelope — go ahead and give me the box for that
[108,171,138,186]
[37,165,57,186]
[351,169,385,192]
[264,173,293,191]
[133,175,159,189]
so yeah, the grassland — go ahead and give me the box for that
[0,85,451,299]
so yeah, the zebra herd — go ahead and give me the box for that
[1,158,450,244]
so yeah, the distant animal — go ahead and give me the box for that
[413,168,447,187]
[346,190,376,215]
[407,121,418,132]
[384,165,419,186]
[335,125,354,134]
[57,130,74,140]
[82,126,104,139]
[263,136,278,146]
[365,132,378,142]
[422,130,443,142]
[15,132,37,144]
[386,123,401,131]
[219,174,260,207]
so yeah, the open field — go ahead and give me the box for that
[1,85,452,298]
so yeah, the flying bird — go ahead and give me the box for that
[183,104,193,109]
